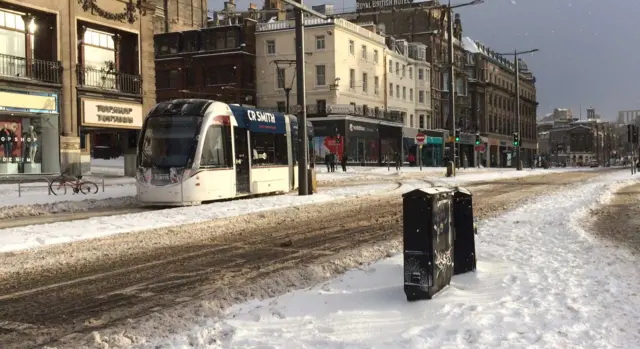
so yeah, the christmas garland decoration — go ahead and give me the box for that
[78,0,147,24]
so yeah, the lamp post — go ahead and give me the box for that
[496,48,539,170]
[445,0,484,170]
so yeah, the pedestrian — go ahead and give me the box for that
[394,151,401,171]
[324,153,331,172]
[330,152,337,172]
[341,154,348,172]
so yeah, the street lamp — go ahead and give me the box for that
[496,48,539,170]
[445,0,484,171]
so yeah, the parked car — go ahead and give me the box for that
[589,160,599,168]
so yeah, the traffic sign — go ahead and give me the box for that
[416,133,425,144]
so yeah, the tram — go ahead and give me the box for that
[135,99,313,206]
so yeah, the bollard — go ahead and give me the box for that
[307,169,317,194]
[446,161,455,177]
[452,187,477,275]
[403,187,454,301]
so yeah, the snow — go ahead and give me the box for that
[0,168,586,254]
[157,170,640,349]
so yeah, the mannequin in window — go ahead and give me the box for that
[23,125,38,163]
[0,124,15,160]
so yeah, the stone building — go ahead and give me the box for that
[152,0,209,33]
[464,37,538,168]
[0,0,156,176]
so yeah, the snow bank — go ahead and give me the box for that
[150,171,639,349]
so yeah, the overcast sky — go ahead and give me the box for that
[209,0,640,120]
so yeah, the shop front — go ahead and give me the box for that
[309,118,346,165]
[344,119,379,165]
[423,131,444,167]
[379,122,402,165]
[458,132,476,167]
[78,96,144,175]
[0,89,60,175]
[487,138,499,167]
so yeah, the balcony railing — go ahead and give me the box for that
[0,53,62,84]
[76,65,142,95]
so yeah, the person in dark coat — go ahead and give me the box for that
[394,152,401,171]
[341,154,348,172]
[324,153,331,172]
[330,152,337,172]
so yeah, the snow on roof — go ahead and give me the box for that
[462,37,480,53]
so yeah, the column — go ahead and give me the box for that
[112,34,121,91]
[21,14,34,78]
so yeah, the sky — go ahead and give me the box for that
[208,0,640,120]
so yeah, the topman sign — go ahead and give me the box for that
[356,0,414,11]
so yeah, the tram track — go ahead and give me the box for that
[0,170,619,349]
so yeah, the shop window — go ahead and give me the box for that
[0,114,60,174]
[200,125,232,168]
[250,132,288,166]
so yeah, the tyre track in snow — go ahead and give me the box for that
[0,170,619,349]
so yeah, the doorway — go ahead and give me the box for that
[234,127,250,193]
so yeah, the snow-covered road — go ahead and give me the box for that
[157,170,640,349]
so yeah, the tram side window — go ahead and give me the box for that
[250,132,288,166]
[200,126,232,168]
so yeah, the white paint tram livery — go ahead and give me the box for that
[135,99,313,205]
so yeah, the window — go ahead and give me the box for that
[0,11,27,59]
[225,30,237,48]
[361,45,367,59]
[395,62,399,74]
[418,68,424,80]
[250,132,288,166]
[266,40,275,55]
[419,90,424,103]
[316,35,325,50]
[443,72,450,91]
[409,67,412,79]
[401,65,405,77]
[186,67,196,87]
[276,101,286,112]
[374,76,379,95]
[389,83,393,96]
[409,88,413,101]
[349,69,355,89]
[362,72,368,92]
[409,114,414,128]
[389,60,392,73]
[402,86,406,100]
[349,40,354,55]
[419,114,425,129]
[155,70,175,89]
[396,85,400,98]
[373,49,378,63]
[200,126,232,168]
[316,65,326,86]
[276,68,285,89]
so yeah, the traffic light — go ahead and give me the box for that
[455,136,460,143]
[475,134,481,145]
[513,132,520,147]
[336,135,341,144]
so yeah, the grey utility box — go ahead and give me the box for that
[403,187,454,301]
[452,186,477,275]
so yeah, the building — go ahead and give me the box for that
[255,17,406,166]
[154,19,257,106]
[343,2,472,136]
[618,109,640,125]
[152,0,209,34]
[385,37,416,128]
[0,0,155,176]
[464,37,538,168]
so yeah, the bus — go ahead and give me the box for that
[135,99,313,205]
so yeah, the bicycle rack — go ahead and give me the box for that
[18,177,53,197]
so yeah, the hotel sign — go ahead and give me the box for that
[356,0,414,11]
[81,98,144,129]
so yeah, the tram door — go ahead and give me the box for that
[234,127,250,193]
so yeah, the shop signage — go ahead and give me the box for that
[82,98,143,129]
[459,133,476,145]
[230,105,286,134]
[326,104,355,115]
[356,0,413,11]
[348,122,377,134]
[0,90,58,114]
